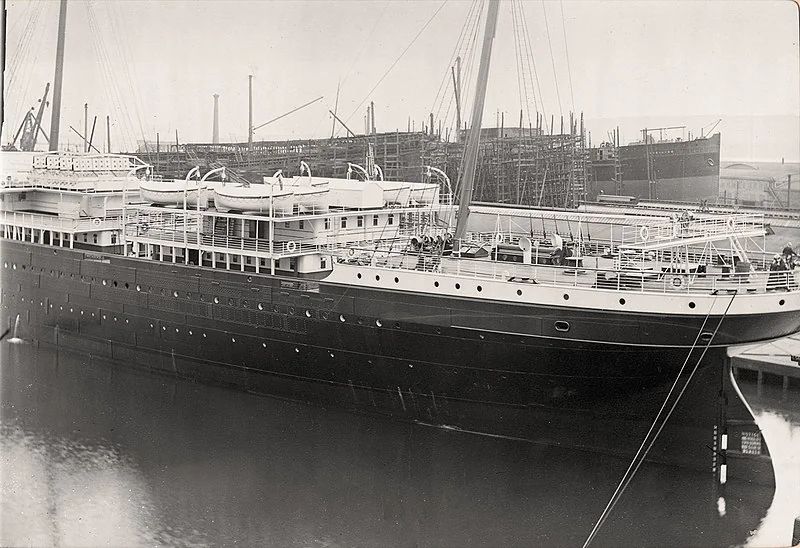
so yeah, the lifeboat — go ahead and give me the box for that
[213,183,295,215]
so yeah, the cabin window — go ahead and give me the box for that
[299,219,304,229]
[289,257,296,271]
[111,234,117,244]
[284,222,290,228]
[388,214,394,225]
[357,216,364,228]
[373,215,379,226]
[341,218,347,229]
[324,218,330,230]
[93,234,98,244]
[320,257,327,269]
[248,221,257,238]
[257,221,268,239]
[83,234,87,242]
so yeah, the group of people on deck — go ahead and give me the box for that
[767,242,799,290]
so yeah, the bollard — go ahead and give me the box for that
[793,516,800,546]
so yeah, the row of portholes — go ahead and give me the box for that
[355,271,489,294]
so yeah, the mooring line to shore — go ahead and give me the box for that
[583,291,738,547]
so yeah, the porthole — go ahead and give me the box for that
[162,326,166,331]
[375,275,381,281]
[688,302,696,309]
[203,333,207,338]
[295,348,299,353]
[124,283,129,289]
[619,298,626,305]
[394,277,399,283]
[395,322,401,329]
[288,307,295,315]
[779,299,786,306]
[563,294,569,301]
[232,337,236,343]
[517,289,522,296]
[262,342,267,348]
[189,330,193,335]
[329,352,335,358]
[699,332,713,342]
[149,323,154,328]
[112,281,118,287]
[455,283,461,290]
[258,303,264,311]
[479,334,485,340]
[477,285,482,292]
[321,312,329,320]
[376,319,382,327]
[408,364,414,368]
[434,281,440,288]
[357,273,362,279]
[436,327,442,335]
[242,300,248,307]
[187,293,192,299]
[247,276,252,282]
[357,318,364,325]
[340,314,346,322]
[273,305,279,313]
[70,307,74,313]
[102,279,108,286]
[228,298,235,306]
[175,328,180,333]
[80,310,84,315]
[305,310,312,318]
[173,290,179,297]
[554,321,570,332]
[214,296,220,304]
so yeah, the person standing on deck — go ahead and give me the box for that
[782,242,797,268]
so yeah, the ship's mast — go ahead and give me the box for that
[454,0,500,242]
[49,0,68,151]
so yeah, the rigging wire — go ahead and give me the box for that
[433,0,483,141]
[540,0,563,123]
[6,0,49,133]
[106,1,150,150]
[517,0,548,132]
[342,0,448,129]
[559,0,576,116]
[582,292,738,547]
[429,0,481,123]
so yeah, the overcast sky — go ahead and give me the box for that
[3,0,799,161]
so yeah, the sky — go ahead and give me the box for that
[2,0,799,161]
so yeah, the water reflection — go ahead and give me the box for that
[1,344,781,547]
[741,382,800,548]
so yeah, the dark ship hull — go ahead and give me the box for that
[589,134,721,202]
[1,239,775,484]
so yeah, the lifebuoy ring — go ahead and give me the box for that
[348,248,355,257]
[726,217,735,230]
[670,275,685,289]
[92,218,101,227]
[495,232,504,244]
[639,225,650,242]
[286,241,297,253]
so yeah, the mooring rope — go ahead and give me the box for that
[582,291,738,547]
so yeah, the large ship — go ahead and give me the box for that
[1,0,791,495]
[588,130,721,203]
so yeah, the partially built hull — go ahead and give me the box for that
[589,134,721,202]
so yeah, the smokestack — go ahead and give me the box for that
[212,94,220,144]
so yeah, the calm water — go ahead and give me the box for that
[1,343,796,548]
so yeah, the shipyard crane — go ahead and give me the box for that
[6,83,51,151]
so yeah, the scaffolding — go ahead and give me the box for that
[131,118,588,209]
